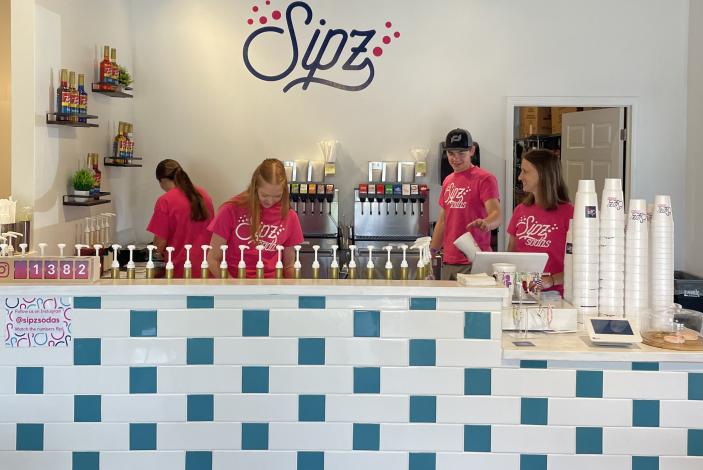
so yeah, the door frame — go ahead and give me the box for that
[503,96,638,251]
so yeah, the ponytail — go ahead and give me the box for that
[156,159,210,221]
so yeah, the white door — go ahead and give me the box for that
[561,108,625,200]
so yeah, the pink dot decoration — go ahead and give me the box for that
[259,16,268,24]
[272,10,281,20]
[394,31,400,38]
[385,21,392,28]
[252,5,259,12]
[247,18,254,25]
[266,0,270,4]
[383,36,391,44]
[373,47,383,57]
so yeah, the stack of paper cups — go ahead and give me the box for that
[599,179,625,317]
[571,180,599,316]
[650,195,674,309]
[563,219,573,303]
[625,199,649,322]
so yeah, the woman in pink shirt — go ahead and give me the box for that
[508,149,574,295]
[207,158,303,278]
[147,159,215,278]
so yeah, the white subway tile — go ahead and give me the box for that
[215,394,298,422]
[101,451,184,470]
[660,457,703,470]
[0,452,71,468]
[492,425,575,454]
[381,311,464,339]
[215,295,298,309]
[549,398,632,426]
[437,396,520,424]
[101,295,186,309]
[602,427,687,456]
[380,424,463,452]
[0,424,15,451]
[436,297,505,313]
[213,450,296,470]
[326,338,408,366]
[101,338,186,366]
[269,422,352,450]
[660,362,703,371]
[269,309,353,337]
[437,452,520,470]
[44,423,129,451]
[44,366,129,394]
[158,365,241,393]
[548,455,631,470]
[269,366,352,394]
[326,451,408,470]
[0,395,73,422]
[158,422,241,450]
[326,296,408,310]
[0,367,13,393]
[0,346,73,366]
[72,309,130,337]
[326,395,409,423]
[660,400,703,427]
[436,340,502,367]
[492,369,576,397]
[381,367,463,395]
[603,371,688,399]
[102,395,186,422]
[215,338,297,365]
[158,309,242,337]
[547,360,630,371]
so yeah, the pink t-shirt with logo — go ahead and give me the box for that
[208,200,304,278]
[507,202,574,295]
[147,186,215,278]
[439,166,501,264]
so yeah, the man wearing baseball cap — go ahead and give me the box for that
[430,128,502,280]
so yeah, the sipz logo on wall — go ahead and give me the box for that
[242,0,400,92]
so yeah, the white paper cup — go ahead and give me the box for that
[601,245,625,255]
[604,178,623,191]
[577,180,596,193]
[492,263,516,289]
[600,225,626,235]
[600,306,625,316]
[601,194,625,220]
[453,231,481,261]
[599,270,625,280]
[571,254,600,265]
[599,254,625,265]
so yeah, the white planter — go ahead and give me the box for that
[73,190,91,197]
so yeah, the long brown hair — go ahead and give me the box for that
[229,158,291,242]
[521,149,570,210]
[156,159,210,221]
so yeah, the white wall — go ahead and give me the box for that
[685,0,703,276]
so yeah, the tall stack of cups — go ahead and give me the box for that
[571,180,600,316]
[625,199,649,322]
[650,195,674,309]
[599,179,626,317]
[563,219,573,303]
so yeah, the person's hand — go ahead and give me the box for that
[467,219,489,231]
[541,274,554,289]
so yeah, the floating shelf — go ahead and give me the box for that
[104,156,143,168]
[46,112,99,128]
[63,192,111,207]
[91,82,133,98]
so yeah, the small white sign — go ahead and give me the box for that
[3,296,72,348]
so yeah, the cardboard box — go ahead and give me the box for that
[551,107,578,134]
[519,107,552,137]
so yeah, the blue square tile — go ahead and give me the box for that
[243,309,270,337]
[129,367,157,394]
[633,400,660,427]
[72,451,99,470]
[129,423,156,450]
[187,296,214,309]
[521,398,548,425]
[464,425,491,452]
[354,310,380,337]
[520,360,548,369]
[632,362,659,371]
[74,338,101,365]
[74,395,101,422]
[690,373,703,400]
[353,423,380,451]
[410,297,437,310]
[464,368,491,395]
[632,456,659,470]
[410,396,436,423]
[16,367,43,394]
[16,423,43,451]
[520,454,547,470]
[688,429,703,456]
[74,297,101,309]
[576,427,603,454]
[242,366,269,393]
[130,310,157,337]
[576,370,603,398]
[409,453,435,470]
[299,296,326,309]
[297,451,324,470]
[409,339,436,366]
[298,338,325,365]
[187,338,214,365]
[353,367,380,394]
[186,451,212,470]
[299,395,325,422]
[188,395,214,421]
[464,312,491,339]
[242,423,269,450]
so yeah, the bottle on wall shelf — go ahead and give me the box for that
[126,123,134,160]
[77,73,88,122]
[68,71,78,123]
[113,122,126,164]
[110,48,118,86]
[56,68,70,121]
[100,45,112,89]
[87,153,102,196]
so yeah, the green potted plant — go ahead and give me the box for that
[72,168,95,197]
[118,66,133,89]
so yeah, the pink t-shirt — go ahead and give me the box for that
[508,202,574,295]
[439,166,500,264]
[208,200,304,278]
[147,186,215,278]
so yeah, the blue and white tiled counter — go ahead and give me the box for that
[1,280,702,470]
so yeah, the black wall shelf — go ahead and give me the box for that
[91,83,133,98]
[63,192,111,207]
[104,156,143,168]
[46,112,99,128]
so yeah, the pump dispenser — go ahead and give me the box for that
[165,247,175,280]
[57,243,66,258]
[293,245,302,279]
[384,245,394,280]
[275,245,284,279]
[146,244,156,279]
[348,245,358,279]
[366,246,376,280]
[312,245,321,279]
[330,245,339,279]
[183,244,193,279]
[238,245,247,279]
[415,245,425,280]
[75,244,86,257]
[19,243,28,256]
[200,245,211,279]
[219,245,229,279]
[400,244,409,280]
[256,245,265,279]
[38,243,48,257]
[126,245,136,279]
[93,244,103,275]
[111,244,121,279]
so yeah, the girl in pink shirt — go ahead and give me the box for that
[508,149,574,295]
[207,158,303,278]
[147,159,214,278]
